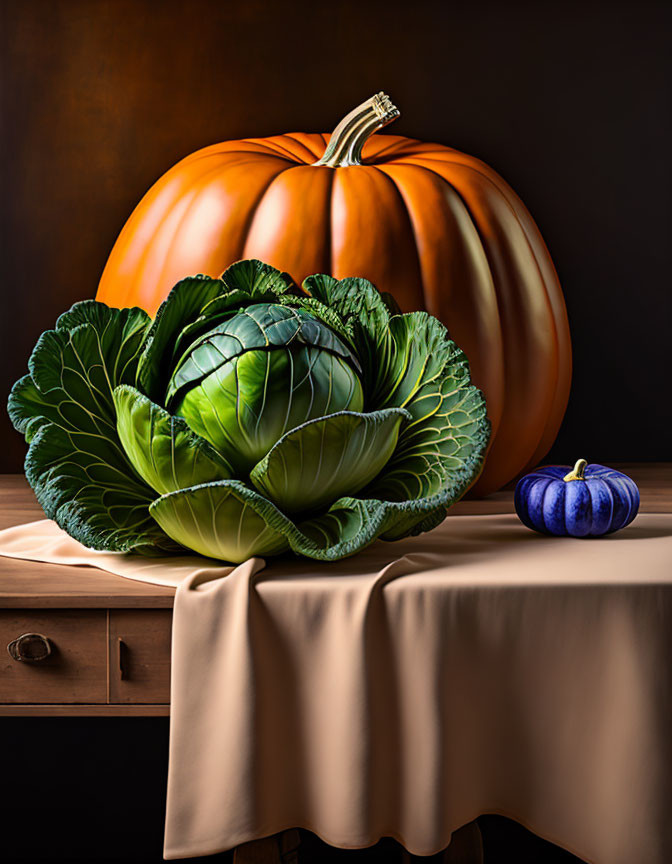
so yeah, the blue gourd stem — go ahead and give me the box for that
[563,458,587,482]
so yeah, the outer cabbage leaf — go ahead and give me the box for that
[302,274,391,398]
[136,275,227,402]
[220,258,296,298]
[7,302,177,552]
[302,274,390,344]
[171,289,259,363]
[113,385,233,496]
[22,423,177,554]
[297,493,450,556]
[149,480,290,562]
[8,375,56,444]
[364,312,490,537]
[249,408,410,514]
[276,294,357,350]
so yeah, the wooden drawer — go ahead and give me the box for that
[0,610,107,704]
[109,610,172,704]
[0,610,172,710]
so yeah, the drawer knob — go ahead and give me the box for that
[7,632,52,662]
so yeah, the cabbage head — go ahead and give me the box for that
[8,260,490,562]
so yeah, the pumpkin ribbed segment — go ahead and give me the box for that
[243,165,335,279]
[97,131,570,496]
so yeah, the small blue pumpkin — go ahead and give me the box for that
[514,459,640,537]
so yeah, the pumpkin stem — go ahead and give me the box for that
[313,92,400,168]
[563,458,588,481]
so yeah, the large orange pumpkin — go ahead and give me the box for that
[97,93,571,496]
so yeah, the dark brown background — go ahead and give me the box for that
[0,2,670,862]
[1,0,671,476]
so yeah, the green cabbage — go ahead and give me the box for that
[8,260,490,562]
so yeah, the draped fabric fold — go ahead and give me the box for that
[1,515,671,863]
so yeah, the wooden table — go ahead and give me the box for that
[1,467,670,863]
[2,464,670,719]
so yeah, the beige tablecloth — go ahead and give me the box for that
[1,514,671,863]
